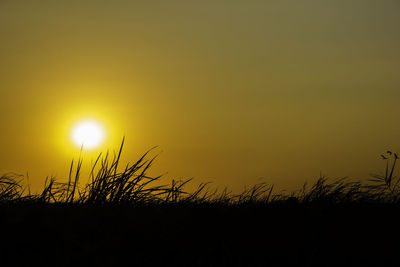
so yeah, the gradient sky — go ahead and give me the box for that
[1,0,400,192]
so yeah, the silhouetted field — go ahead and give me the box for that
[1,143,400,266]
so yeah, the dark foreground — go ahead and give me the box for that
[2,149,399,266]
[2,202,400,267]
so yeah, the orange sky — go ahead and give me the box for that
[1,1,400,193]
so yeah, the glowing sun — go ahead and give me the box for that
[72,120,105,149]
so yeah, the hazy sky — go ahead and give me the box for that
[1,0,400,192]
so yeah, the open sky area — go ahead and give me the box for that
[1,0,399,192]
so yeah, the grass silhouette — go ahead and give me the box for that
[1,140,399,205]
[1,140,400,266]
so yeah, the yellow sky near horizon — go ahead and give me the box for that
[1,0,400,193]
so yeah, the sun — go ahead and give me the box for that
[71,120,105,149]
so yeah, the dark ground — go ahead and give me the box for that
[1,202,400,267]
